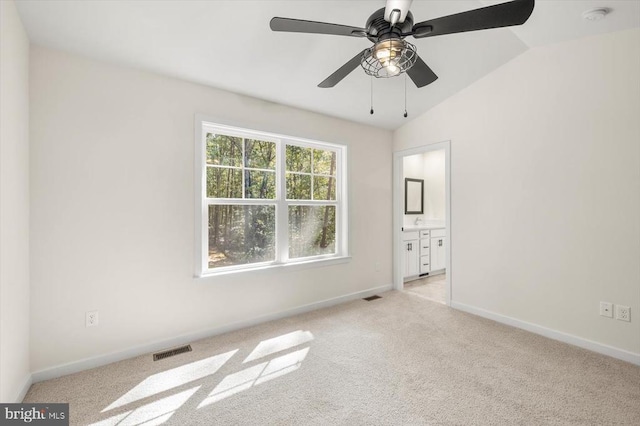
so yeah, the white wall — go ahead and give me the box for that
[402,150,445,227]
[422,150,445,221]
[0,0,31,401]
[394,29,640,356]
[29,46,393,373]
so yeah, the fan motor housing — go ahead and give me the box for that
[366,8,413,42]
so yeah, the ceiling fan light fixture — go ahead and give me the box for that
[271,0,535,88]
[361,38,417,79]
[388,9,402,25]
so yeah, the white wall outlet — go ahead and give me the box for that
[599,302,613,318]
[86,310,99,327]
[615,305,630,322]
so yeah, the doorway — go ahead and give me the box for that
[392,141,451,305]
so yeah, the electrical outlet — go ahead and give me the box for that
[86,310,99,327]
[599,302,613,318]
[615,305,630,322]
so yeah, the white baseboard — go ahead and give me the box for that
[13,374,33,402]
[451,301,640,366]
[32,284,392,383]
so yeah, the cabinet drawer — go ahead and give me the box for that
[430,228,446,238]
[420,256,430,274]
[420,241,429,254]
[420,230,430,238]
[402,231,419,241]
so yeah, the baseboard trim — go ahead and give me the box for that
[13,374,33,402]
[32,284,393,383]
[451,301,640,366]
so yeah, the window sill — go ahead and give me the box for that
[195,255,352,279]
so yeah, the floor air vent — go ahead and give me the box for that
[153,345,192,361]
[363,295,382,301]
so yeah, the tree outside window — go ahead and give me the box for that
[200,125,345,274]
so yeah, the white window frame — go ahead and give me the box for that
[195,118,349,277]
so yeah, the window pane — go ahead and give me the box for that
[208,205,276,268]
[245,139,276,170]
[206,134,243,167]
[313,149,336,175]
[286,145,311,173]
[286,173,311,200]
[288,206,336,259]
[207,167,242,198]
[245,170,276,199]
[313,176,336,201]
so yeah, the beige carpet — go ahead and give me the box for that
[24,290,640,425]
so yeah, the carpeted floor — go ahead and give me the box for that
[24,290,640,425]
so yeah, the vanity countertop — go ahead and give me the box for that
[402,225,446,231]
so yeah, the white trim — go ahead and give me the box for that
[195,255,351,279]
[11,374,33,402]
[451,301,640,366]
[31,283,391,383]
[194,114,205,283]
[392,141,452,306]
[195,115,348,277]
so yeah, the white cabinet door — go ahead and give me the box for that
[403,240,419,278]
[430,236,446,271]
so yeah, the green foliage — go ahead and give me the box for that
[207,135,338,268]
[286,173,311,200]
[313,176,336,201]
[208,205,276,268]
[288,206,336,259]
[207,167,242,198]
[286,145,311,173]
[206,133,242,166]
[245,139,276,170]
[313,149,336,175]
[245,171,276,199]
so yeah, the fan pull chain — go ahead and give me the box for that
[370,77,374,115]
[404,74,408,118]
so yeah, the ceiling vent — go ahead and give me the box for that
[582,8,610,21]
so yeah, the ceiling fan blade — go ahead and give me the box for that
[385,0,413,24]
[412,0,534,39]
[270,17,367,37]
[318,49,367,88]
[407,55,438,88]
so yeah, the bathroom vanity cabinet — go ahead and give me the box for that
[402,227,446,281]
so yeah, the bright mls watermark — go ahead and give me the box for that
[0,404,68,425]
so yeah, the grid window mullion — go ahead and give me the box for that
[201,125,345,273]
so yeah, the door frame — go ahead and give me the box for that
[392,140,452,305]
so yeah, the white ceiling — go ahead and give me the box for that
[15,0,640,130]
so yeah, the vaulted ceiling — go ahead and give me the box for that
[15,0,640,130]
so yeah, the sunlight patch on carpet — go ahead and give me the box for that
[91,386,200,426]
[102,349,237,412]
[198,347,310,408]
[243,330,313,363]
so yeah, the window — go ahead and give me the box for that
[196,120,348,275]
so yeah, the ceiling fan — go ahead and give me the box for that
[270,0,535,89]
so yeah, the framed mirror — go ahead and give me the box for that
[404,178,424,214]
